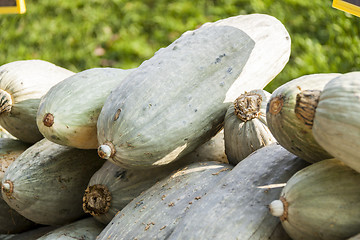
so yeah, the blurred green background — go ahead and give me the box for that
[1,0,359,92]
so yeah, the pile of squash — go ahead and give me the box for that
[0,13,359,240]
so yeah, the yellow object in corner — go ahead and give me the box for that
[333,0,360,17]
[0,0,26,14]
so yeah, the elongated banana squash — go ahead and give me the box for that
[266,73,340,163]
[96,161,232,239]
[97,14,291,169]
[167,143,309,240]
[1,139,105,226]
[0,60,74,143]
[269,159,360,240]
[224,89,276,165]
[37,68,135,149]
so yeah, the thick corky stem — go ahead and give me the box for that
[234,92,263,122]
[0,89,13,114]
[43,113,54,127]
[83,184,112,216]
[295,90,321,128]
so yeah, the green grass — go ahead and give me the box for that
[1,0,359,91]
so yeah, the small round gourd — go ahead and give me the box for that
[269,159,360,240]
[0,60,74,143]
[224,89,276,165]
[266,73,340,163]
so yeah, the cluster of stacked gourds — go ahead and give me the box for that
[0,13,358,240]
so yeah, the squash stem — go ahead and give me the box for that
[234,92,262,122]
[295,90,321,129]
[98,142,115,159]
[83,184,112,216]
[269,196,288,221]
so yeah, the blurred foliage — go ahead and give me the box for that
[0,0,359,91]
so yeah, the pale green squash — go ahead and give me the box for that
[96,161,232,240]
[0,60,75,143]
[83,130,227,224]
[1,139,105,226]
[269,159,360,240]
[37,68,135,149]
[166,143,309,240]
[312,72,360,172]
[266,73,340,163]
[97,14,291,169]
[224,89,276,165]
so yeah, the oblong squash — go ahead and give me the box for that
[166,143,309,240]
[97,14,291,169]
[83,131,227,224]
[96,161,232,240]
[224,89,276,165]
[266,73,340,163]
[269,159,360,240]
[0,60,75,143]
[312,72,360,172]
[1,139,105,226]
[37,218,104,240]
[37,68,135,149]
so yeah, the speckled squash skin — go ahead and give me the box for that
[0,197,37,234]
[96,161,232,240]
[0,60,75,143]
[312,72,360,173]
[97,14,291,169]
[37,218,104,240]
[1,139,105,226]
[224,89,276,165]
[166,143,309,240]
[0,138,30,184]
[270,159,360,240]
[37,68,135,149]
[266,73,341,163]
[83,130,228,224]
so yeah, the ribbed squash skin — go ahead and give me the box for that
[97,161,232,240]
[37,68,135,149]
[83,130,227,224]
[266,73,340,163]
[167,143,309,240]
[37,218,104,240]
[0,60,74,143]
[272,159,360,240]
[224,89,276,165]
[97,14,291,169]
[1,139,105,226]
[312,72,360,172]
